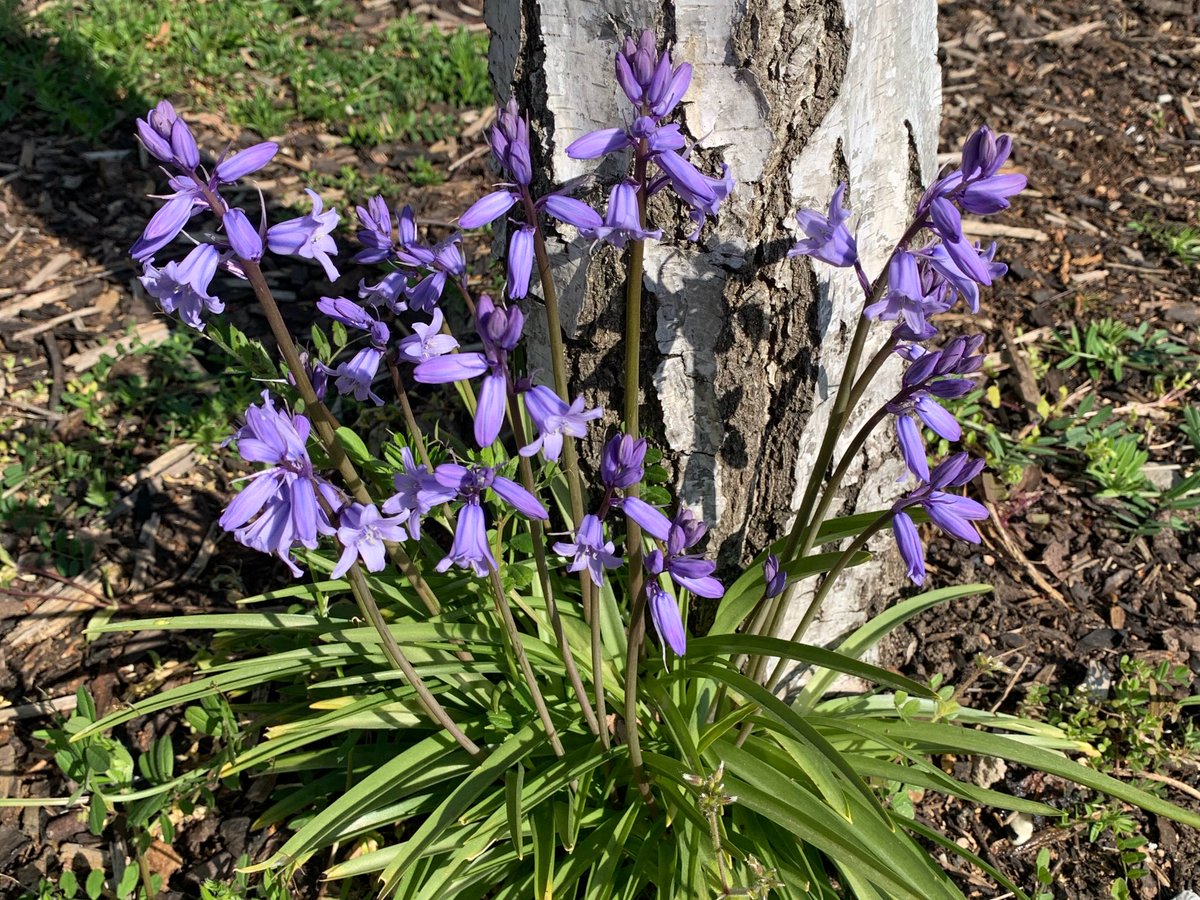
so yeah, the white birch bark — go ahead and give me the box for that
[487,0,941,677]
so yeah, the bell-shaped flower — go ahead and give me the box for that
[788,182,858,267]
[583,181,662,249]
[139,243,224,331]
[267,189,340,282]
[647,581,686,658]
[331,347,384,405]
[353,195,396,263]
[891,452,988,585]
[507,226,535,300]
[763,554,787,600]
[382,447,456,540]
[218,392,339,577]
[331,503,409,578]
[864,252,951,336]
[436,500,496,577]
[601,433,647,489]
[459,189,520,229]
[396,309,459,365]
[214,142,278,183]
[553,514,621,587]
[223,208,263,261]
[520,386,603,462]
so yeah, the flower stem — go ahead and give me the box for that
[386,357,433,471]
[506,392,601,738]
[765,510,892,692]
[486,566,565,757]
[345,562,482,757]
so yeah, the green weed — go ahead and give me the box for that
[1130,216,1200,267]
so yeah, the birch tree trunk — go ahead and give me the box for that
[487,0,941,677]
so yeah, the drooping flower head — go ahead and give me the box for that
[382,447,457,540]
[788,182,858,268]
[218,392,340,577]
[601,433,648,489]
[433,462,548,576]
[520,385,603,462]
[553,514,621,587]
[413,295,523,448]
[647,581,687,658]
[331,503,408,578]
[266,189,340,282]
[891,452,988,585]
[139,243,224,331]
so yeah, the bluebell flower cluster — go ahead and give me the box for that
[790,123,1026,584]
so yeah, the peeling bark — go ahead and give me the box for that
[488,0,940,666]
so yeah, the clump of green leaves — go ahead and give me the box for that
[1022,655,1199,773]
[1130,217,1200,267]
[1054,318,1196,384]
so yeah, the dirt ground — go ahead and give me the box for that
[0,0,1198,896]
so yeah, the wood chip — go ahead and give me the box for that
[12,307,101,342]
[0,694,79,723]
[0,283,75,317]
[64,320,170,372]
[4,572,106,649]
[1021,20,1106,46]
[961,221,1049,242]
[23,252,73,292]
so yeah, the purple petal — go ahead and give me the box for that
[566,128,631,160]
[896,415,929,481]
[491,475,548,520]
[412,352,489,384]
[621,496,671,541]
[169,118,200,169]
[131,193,195,261]
[915,395,961,442]
[215,142,278,182]
[541,195,603,231]
[893,510,926,585]
[506,226,534,300]
[224,208,263,260]
[459,190,519,229]
[475,371,507,448]
[647,583,687,657]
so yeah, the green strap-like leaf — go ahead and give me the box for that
[796,584,992,711]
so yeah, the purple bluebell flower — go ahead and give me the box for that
[131,188,200,261]
[354,195,396,264]
[438,501,495,577]
[647,581,686,658]
[460,190,520,229]
[218,392,339,577]
[267,189,340,282]
[614,31,693,118]
[566,128,632,161]
[763,554,786,600]
[539,194,604,233]
[413,295,522,448]
[331,347,384,405]
[435,463,548,521]
[139,243,224,331]
[331,502,409,578]
[520,386,603,462]
[506,225,535,300]
[601,434,647,489]
[487,98,534,187]
[317,294,380,332]
[396,309,459,365]
[679,163,734,240]
[921,125,1027,223]
[223,207,263,261]
[886,334,984,478]
[921,241,1007,313]
[651,508,724,599]
[135,101,180,164]
[788,183,858,267]
[358,271,410,313]
[553,514,621,587]
[289,350,328,402]
[863,252,951,336]
[433,462,547,576]
[891,452,988,585]
[621,496,672,541]
[382,446,456,539]
[583,181,662,248]
[654,150,717,210]
[213,141,278,183]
